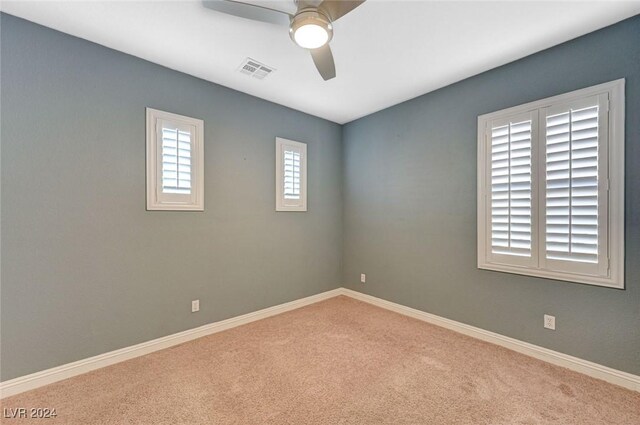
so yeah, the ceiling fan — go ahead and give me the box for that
[203,0,366,80]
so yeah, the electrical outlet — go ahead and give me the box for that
[544,314,555,330]
[192,300,200,313]
[360,273,366,283]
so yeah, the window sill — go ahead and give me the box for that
[478,262,624,289]
[147,202,204,211]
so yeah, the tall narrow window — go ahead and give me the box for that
[478,80,624,288]
[161,126,192,195]
[276,138,307,211]
[146,108,204,211]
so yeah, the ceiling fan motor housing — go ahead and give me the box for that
[289,9,333,49]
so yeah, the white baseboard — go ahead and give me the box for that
[0,288,343,399]
[339,288,640,392]
[2,287,638,398]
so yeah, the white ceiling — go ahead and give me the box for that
[2,1,639,124]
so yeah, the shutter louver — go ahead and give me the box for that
[545,105,599,263]
[283,149,301,200]
[161,127,192,195]
[490,120,532,257]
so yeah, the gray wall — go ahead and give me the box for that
[2,12,639,382]
[343,15,640,375]
[0,14,343,381]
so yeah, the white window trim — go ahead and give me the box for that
[276,137,307,212]
[146,108,204,211]
[477,79,625,289]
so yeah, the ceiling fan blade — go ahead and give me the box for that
[317,0,365,22]
[295,0,324,10]
[310,44,336,80]
[202,0,291,26]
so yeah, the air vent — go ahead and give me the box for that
[238,58,275,80]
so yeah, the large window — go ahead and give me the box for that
[276,137,307,211]
[477,80,624,288]
[146,108,204,211]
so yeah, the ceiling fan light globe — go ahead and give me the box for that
[290,10,333,49]
[294,24,329,49]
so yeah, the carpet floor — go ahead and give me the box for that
[1,296,638,424]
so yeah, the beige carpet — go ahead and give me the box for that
[1,296,638,424]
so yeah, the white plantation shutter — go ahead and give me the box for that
[478,80,624,288]
[544,106,598,262]
[490,118,533,258]
[146,108,204,211]
[276,138,307,211]
[161,126,192,195]
[542,95,608,276]
[283,149,302,200]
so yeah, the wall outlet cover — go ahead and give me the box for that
[192,300,200,313]
[360,274,366,283]
[544,314,556,330]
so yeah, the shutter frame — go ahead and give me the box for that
[276,137,307,212]
[146,108,204,211]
